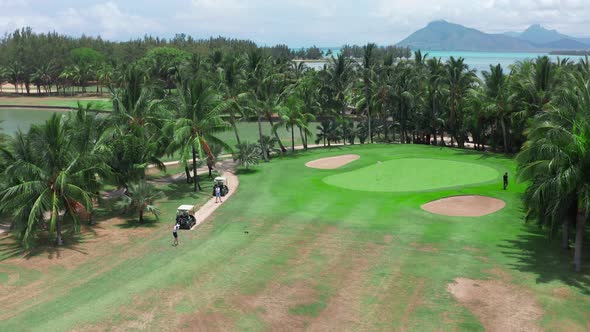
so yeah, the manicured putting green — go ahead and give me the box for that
[323,158,499,192]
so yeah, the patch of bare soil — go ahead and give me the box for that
[447,277,544,331]
[305,154,360,169]
[178,312,233,331]
[410,242,439,253]
[422,195,506,217]
[307,244,380,332]
[0,217,158,320]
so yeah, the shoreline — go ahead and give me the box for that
[0,105,110,113]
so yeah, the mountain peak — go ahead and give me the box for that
[525,24,557,33]
[427,19,451,26]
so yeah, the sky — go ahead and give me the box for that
[1,0,589,47]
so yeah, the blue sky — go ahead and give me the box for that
[1,0,589,47]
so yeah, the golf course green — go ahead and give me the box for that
[323,158,500,192]
[1,144,589,331]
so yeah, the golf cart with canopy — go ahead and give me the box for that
[212,176,229,197]
[176,205,196,229]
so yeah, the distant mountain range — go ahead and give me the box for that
[396,20,590,53]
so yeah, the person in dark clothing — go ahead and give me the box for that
[503,172,509,190]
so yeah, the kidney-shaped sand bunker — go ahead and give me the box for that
[421,195,506,217]
[305,154,360,169]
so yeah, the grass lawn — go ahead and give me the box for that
[0,96,112,111]
[216,121,318,151]
[0,145,589,330]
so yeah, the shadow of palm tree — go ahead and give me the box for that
[235,168,260,175]
[498,225,590,295]
[114,217,160,229]
[0,228,89,262]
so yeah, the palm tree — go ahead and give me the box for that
[170,76,231,192]
[0,114,101,247]
[426,58,446,145]
[218,54,247,145]
[246,50,288,155]
[276,94,316,152]
[446,57,476,147]
[511,56,562,118]
[517,71,590,272]
[362,43,377,143]
[315,120,340,147]
[246,50,271,161]
[115,180,163,223]
[485,64,514,152]
[109,66,166,184]
[7,61,24,94]
[233,142,261,169]
[326,54,354,144]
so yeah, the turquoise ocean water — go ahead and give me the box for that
[313,48,587,74]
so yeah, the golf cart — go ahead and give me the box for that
[212,176,229,197]
[176,205,196,229]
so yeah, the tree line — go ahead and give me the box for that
[0,28,588,272]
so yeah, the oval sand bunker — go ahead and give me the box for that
[305,154,360,169]
[422,195,506,217]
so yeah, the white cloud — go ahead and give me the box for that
[0,0,588,45]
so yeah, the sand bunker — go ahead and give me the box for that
[421,195,505,217]
[305,154,360,169]
[448,278,543,331]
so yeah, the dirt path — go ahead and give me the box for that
[190,161,239,230]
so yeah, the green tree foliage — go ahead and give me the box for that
[0,114,107,247]
[233,142,261,169]
[115,180,163,223]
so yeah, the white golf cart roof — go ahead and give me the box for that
[214,177,226,182]
[177,205,194,211]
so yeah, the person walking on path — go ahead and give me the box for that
[172,223,180,246]
[215,184,223,203]
[503,172,509,190]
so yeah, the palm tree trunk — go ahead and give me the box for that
[185,166,192,183]
[257,115,268,162]
[450,94,456,147]
[192,145,201,191]
[56,218,63,246]
[574,210,585,272]
[500,117,509,153]
[139,209,144,223]
[231,114,241,145]
[291,124,295,152]
[368,108,372,144]
[267,115,286,153]
[562,220,570,249]
[299,127,306,150]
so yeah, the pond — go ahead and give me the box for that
[0,109,67,133]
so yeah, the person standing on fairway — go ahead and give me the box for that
[215,184,222,203]
[173,222,180,246]
[503,172,509,190]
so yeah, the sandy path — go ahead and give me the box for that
[305,154,360,169]
[421,195,506,217]
[190,161,239,230]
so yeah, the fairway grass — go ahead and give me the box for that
[1,144,589,331]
